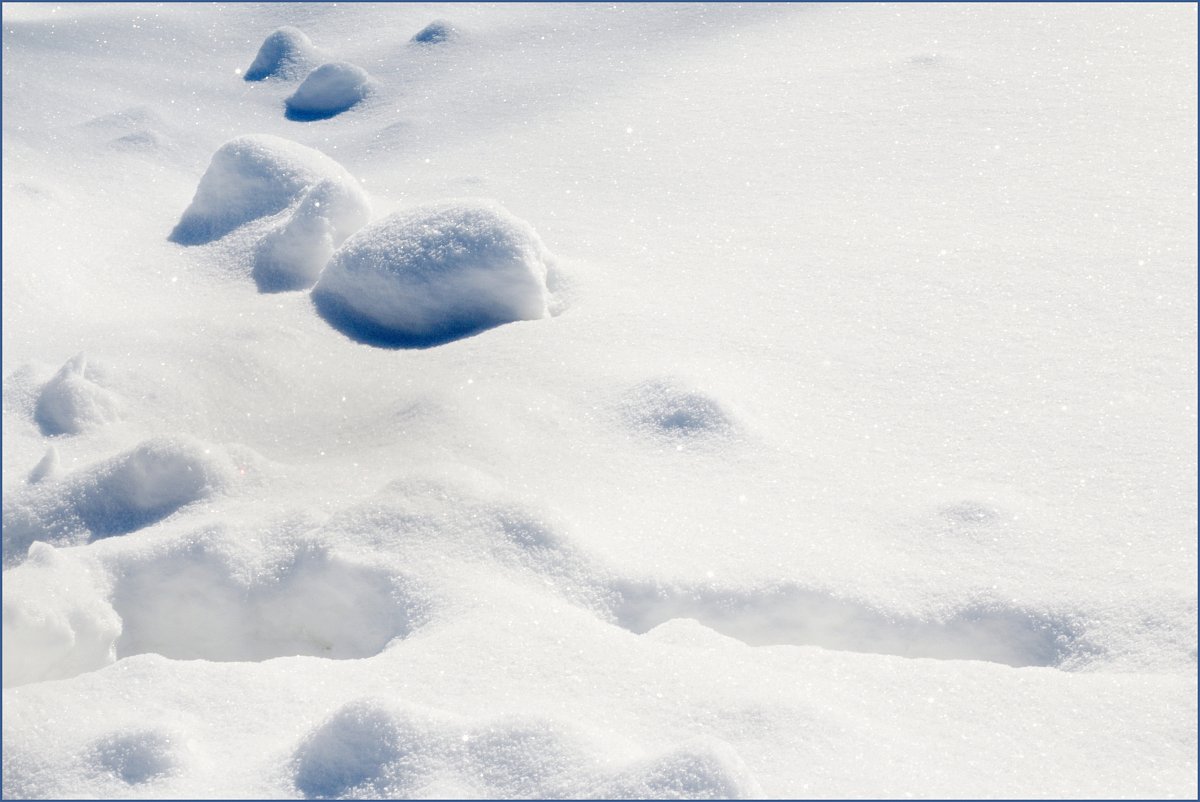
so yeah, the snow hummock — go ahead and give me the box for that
[312,201,552,347]
[253,177,372,292]
[168,134,362,246]
[244,27,321,82]
[34,353,121,436]
[411,20,460,45]
[284,62,374,121]
[2,436,239,564]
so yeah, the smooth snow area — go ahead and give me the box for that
[2,3,1196,798]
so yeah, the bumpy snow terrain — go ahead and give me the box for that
[2,3,1196,798]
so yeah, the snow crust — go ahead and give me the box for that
[312,201,552,346]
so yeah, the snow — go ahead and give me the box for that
[2,2,1196,799]
[244,27,323,82]
[34,353,122,436]
[284,61,374,121]
[411,20,460,46]
[169,134,361,246]
[255,177,372,291]
[312,201,552,347]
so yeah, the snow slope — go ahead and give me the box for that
[2,2,1196,798]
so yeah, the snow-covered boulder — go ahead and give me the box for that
[285,62,374,120]
[244,27,321,81]
[169,134,362,245]
[312,201,552,347]
[253,178,372,292]
[34,353,121,436]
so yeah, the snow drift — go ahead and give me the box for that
[311,201,552,347]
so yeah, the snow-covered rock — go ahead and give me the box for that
[312,201,552,347]
[284,62,374,120]
[168,135,361,245]
[244,27,321,81]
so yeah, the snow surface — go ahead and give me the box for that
[2,2,1196,799]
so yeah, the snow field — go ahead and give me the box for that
[1,2,1195,798]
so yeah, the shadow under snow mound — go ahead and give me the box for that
[168,134,364,246]
[285,62,374,121]
[244,26,322,81]
[312,201,553,348]
[2,436,239,565]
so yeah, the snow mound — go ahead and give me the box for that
[312,201,552,347]
[34,353,121,436]
[292,701,754,799]
[253,177,372,292]
[169,134,360,246]
[598,739,762,799]
[244,27,321,81]
[2,436,238,564]
[2,543,120,687]
[111,535,426,662]
[622,379,736,439]
[88,727,181,785]
[285,62,374,121]
[293,700,450,799]
[412,20,460,45]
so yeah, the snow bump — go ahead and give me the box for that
[312,201,553,347]
[244,27,321,81]
[285,62,374,121]
[169,134,363,246]
[411,20,460,45]
[2,436,238,563]
[253,177,372,292]
[35,353,121,436]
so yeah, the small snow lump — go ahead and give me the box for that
[412,20,459,45]
[244,27,321,81]
[312,201,552,347]
[285,62,374,121]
